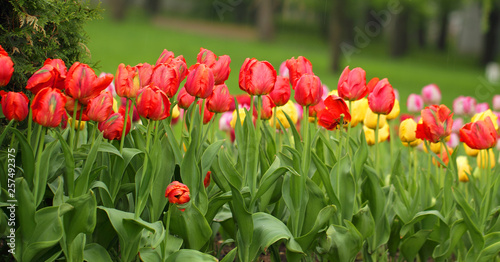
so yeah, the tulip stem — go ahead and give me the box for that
[135,119,154,220]
[33,127,46,204]
[119,98,130,153]
[74,106,84,149]
[441,138,456,181]
[199,99,205,146]
[374,114,381,174]
[273,106,278,151]
[9,122,17,148]
[179,110,185,151]
[337,115,344,195]
[347,100,352,156]
[27,104,33,146]
[69,101,78,152]
[90,122,97,148]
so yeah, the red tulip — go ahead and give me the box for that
[239,58,276,96]
[460,117,497,150]
[135,63,153,87]
[177,87,196,110]
[26,64,56,95]
[165,181,190,205]
[338,66,368,101]
[285,56,313,89]
[155,49,175,66]
[204,171,211,188]
[416,104,454,143]
[45,58,67,90]
[115,63,140,98]
[198,100,215,124]
[368,78,395,115]
[185,63,214,99]
[253,95,275,120]
[234,94,251,110]
[294,74,323,107]
[31,87,67,127]
[65,96,89,121]
[269,76,291,107]
[65,62,113,105]
[87,91,114,122]
[197,48,231,85]
[309,99,325,118]
[151,63,180,98]
[317,95,351,130]
[367,77,379,93]
[171,56,188,82]
[0,91,29,121]
[136,84,171,120]
[207,84,233,113]
[0,45,14,87]
[98,111,131,140]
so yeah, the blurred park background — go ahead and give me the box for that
[85,0,500,107]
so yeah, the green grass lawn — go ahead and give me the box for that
[84,11,496,110]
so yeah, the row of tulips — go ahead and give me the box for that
[1,42,500,262]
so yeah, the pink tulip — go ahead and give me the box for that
[279,61,289,78]
[407,94,423,113]
[421,84,441,105]
[493,95,500,111]
[475,102,490,113]
[447,133,459,148]
[453,96,477,116]
[452,117,464,133]
[219,111,233,132]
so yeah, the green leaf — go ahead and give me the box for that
[433,220,467,259]
[165,249,218,262]
[477,232,500,262]
[252,157,298,207]
[201,140,224,176]
[16,178,36,242]
[205,191,232,223]
[63,192,97,244]
[83,243,113,262]
[295,205,337,250]
[352,205,375,239]
[400,210,446,237]
[34,139,58,207]
[22,206,64,262]
[312,152,340,208]
[98,206,165,262]
[452,188,484,252]
[352,131,368,179]
[400,230,432,261]
[180,125,201,202]
[218,149,243,189]
[162,120,182,165]
[74,133,103,197]
[9,128,35,187]
[333,155,356,222]
[220,247,238,262]
[228,183,253,262]
[249,212,303,260]
[169,201,212,250]
[150,135,176,221]
[321,221,363,262]
[55,132,75,198]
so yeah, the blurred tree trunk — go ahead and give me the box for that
[482,5,500,65]
[144,0,161,15]
[109,0,129,21]
[417,14,427,48]
[257,0,274,41]
[389,9,409,57]
[436,11,449,50]
[329,0,346,73]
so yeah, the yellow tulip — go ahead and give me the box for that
[328,90,339,96]
[346,98,368,127]
[270,100,298,129]
[399,118,417,142]
[68,117,86,131]
[386,99,400,120]
[423,141,445,154]
[363,123,390,146]
[463,143,479,157]
[112,97,119,113]
[364,107,387,129]
[477,149,495,169]
[457,156,471,182]
[171,104,180,119]
[472,109,498,130]
[230,108,248,129]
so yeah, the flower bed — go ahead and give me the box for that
[1,45,500,261]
